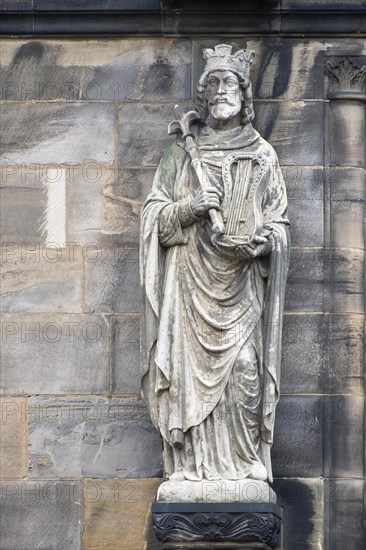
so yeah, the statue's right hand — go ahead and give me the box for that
[190,187,222,217]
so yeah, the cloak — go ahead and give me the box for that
[140,123,290,482]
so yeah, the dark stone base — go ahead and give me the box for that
[155,543,273,550]
[152,502,282,549]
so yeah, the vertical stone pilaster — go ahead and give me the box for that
[325,55,366,166]
[324,51,365,370]
[324,51,366,550]
[0,397,28,480]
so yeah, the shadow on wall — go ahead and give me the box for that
[274,479,317,550]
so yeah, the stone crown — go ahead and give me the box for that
[203,44,255,79]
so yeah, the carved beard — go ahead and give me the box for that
[208,97,242,121]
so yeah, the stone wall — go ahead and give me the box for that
[0,30,365,550]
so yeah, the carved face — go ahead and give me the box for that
[206,70,243,121]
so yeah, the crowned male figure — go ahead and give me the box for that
[140,44,290,497]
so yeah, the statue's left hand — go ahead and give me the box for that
[211,233,239,257]
[235,235,273,259]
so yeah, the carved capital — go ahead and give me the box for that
[325,55,366,101]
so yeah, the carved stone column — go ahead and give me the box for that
[325,54,366,168]
[323,52,365,550]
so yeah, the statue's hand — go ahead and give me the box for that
[190,187,222,217]
[235,235,273,260]
[211,233,239,257]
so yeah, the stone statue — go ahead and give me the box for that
[140,44,290,502]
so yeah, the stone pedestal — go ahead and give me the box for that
[152,502,282,549]
[157,480,277,504]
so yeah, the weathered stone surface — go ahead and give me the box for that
[253,40,325,101]
[283,166,324,246]
[328,314,364,394]
[330,199,365,251]
[0,164,48,245]
[253,40,324,101]
[253,100,324,165]
[288,197,323,247]
[273,395,364,480]
[328,101,365,168]
[0,39,191,101]
[323,395,364,478]
[111,314,140,394]
[0,247,83,313]
[284,166,323,200]
[0,163,46,188]
[28,396,162,478]
[272,396,323,477]
[0,397,28,480]
[85,247,140,313]
[329,248,365,314]
[102,197,140,247]
[83,477,162,550]
[68,164,152,246]
[324,479,365,550]
[0,187,45,245]
[285,248,325,312]
[281,314,326,394]
[0,480,81,550]
[118,101,191,167]
[327,166,365,250]
[101,167,155,245]
[116,165,155,203]
[281,313,365,395]
[102,198,141,245]
[0,313,109,394]
[68,163,114,244]
[326,165,365,202]
[281,166,324,247]
[273,478,323,550]
[29,397,162,478]
[0,102,114,164]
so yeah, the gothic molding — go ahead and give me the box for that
[0,4,365,36]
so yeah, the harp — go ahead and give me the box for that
[222,152,267,241]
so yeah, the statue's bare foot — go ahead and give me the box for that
[247,463,268,481]
[169,471,185,481]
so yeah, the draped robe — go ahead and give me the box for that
[140,123,290,483]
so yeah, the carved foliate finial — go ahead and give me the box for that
[168,105,200,139]
[202,44,255,80]
[325,55,366,99]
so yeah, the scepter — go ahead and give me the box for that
[168,105,225,234]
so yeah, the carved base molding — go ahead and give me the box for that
[152,502,282,549]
